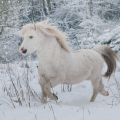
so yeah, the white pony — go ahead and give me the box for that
[19,20,118,103]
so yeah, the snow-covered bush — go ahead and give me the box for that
[0,61,41,108]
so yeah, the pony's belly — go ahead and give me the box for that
[64,70,91,85]
[63,77,85,85]
[64,63,93,85]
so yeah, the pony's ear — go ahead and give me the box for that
[42,18,50,24]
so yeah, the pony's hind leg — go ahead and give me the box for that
[99,78,109,96]
[90,88,99,102]
[90,77,109,102]
[90,77,100,102]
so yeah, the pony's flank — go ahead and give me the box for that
[19,20,70,52]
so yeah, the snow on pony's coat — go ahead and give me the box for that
[19,20,118,104]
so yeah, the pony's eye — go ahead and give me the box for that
[29,36,33,39]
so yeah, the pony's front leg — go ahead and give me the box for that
[41,88,47,104]
[44,77,60,101]
[39,75,48,104]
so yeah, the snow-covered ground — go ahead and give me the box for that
[0,61,120,120]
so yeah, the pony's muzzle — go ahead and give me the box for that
[19,47,27,54]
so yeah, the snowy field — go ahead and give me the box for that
[0,61,120,120]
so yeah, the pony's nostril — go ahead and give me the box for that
[22,49,27,54]
[19,47,23,53]
[20,48,23,52]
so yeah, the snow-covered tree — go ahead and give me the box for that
[0,0,120,62]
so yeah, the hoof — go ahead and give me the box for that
[107,91,109,96]
[53,93,58,100]
[41,98,47,104]
[41,100,47,104]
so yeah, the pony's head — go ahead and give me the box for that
[19,24,42,54]
[19,20,70,55]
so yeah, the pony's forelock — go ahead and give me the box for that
[19,24,35,37]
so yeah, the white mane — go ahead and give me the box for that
[19,20,70,52]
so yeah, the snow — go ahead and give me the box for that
[0,61,120,120]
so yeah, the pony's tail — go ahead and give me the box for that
[93,45,118,78]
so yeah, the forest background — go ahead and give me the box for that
[1,0,120,62]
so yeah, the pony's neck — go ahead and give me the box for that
[37,36,61,62]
